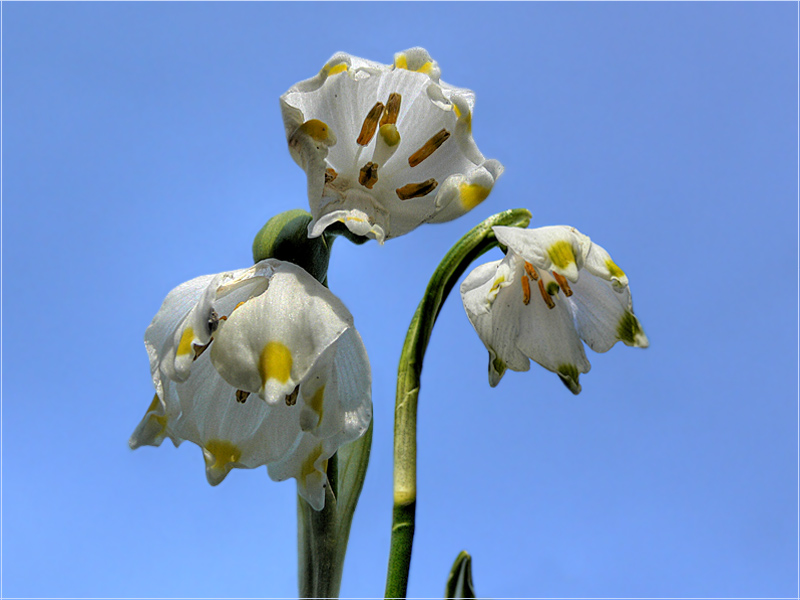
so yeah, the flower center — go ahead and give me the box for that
[521,261,573,309]
[341,92,450,203]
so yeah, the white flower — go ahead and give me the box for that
[129,259,372,510]
[280,47,504,244]
[460,226,648,393]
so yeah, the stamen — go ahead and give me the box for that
[381,93,402,126]
[358,162,379,189]
[552,272,573,297]
[285,386,300,407]
[408,128,450,167]
[235,390,250,404]
[521,274,531,305]
[357,102,385,146]
[233,301,246,312]
[396,178,438,200]
[325,168,338,184]
[538,279,555,309]
[524,261,539,281]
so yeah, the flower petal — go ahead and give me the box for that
[209,263,353,405]
[129,393,181,450]
[461,257,532,386]
[582,239,630,289]
[493,225,592,282]
[267,435,333,511]
[567,270,650,352]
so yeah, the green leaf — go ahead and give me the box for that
[445,551,476,599]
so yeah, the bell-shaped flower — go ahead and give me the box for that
[280,47,504,244]
[129,259,372,510]
[460,225,648,393]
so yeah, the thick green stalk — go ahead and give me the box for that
[384,209,531,599]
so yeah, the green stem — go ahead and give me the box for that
[384,209,531,599]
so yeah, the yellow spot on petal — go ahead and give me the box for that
[379,123,400,147]
[299,119,332,143]
[258,341,293,388]
[145,394,168,430]
[547,240,576,270]
[489,276,506,295]
[606,259,626,279]
[300,444,326,480]
[452,103,472,132]
[459,183,491,211]
[325,62,348,76]
[394,54,433,74]
[176,328,195,356]
[307,386,325,421]
[204,439,242,471]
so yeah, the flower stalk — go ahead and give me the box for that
[384,208,531,599]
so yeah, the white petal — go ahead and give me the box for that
[129,393,182,450]
[298,328,372,447]
[514,285,591,395]
[582,239,630,289]
[570,272,648,350]
[267,434,334,511]
[461,257,531,386]
[431,159,504,224]
[493,226,592,282]
[144,273,218,396]
[209,263,353,405]
[308,206,387,244]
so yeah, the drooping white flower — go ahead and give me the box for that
[460,226,648,393]
[280,47,504,244]
[129,259,372,510]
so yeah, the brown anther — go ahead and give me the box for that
[381,93,402,126]
[538,279,556,309]
[325,168,338,184]
[521,274,531,305]
[193,342,211,361]
[233,301,246,311]
[357,102,385,146]
[219,315,228,321]
[358,162,379,189]
[408,128,450,167]
[552,272,573,297]
[285,386,300,407]
[235,390,250,404]
[524,261,539,281]
[396,178,438,200]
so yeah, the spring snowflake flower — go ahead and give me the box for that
[280,47,503,243]
[130,259,371,510]
[461,226,648,393]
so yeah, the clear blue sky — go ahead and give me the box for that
[3,2,797,598]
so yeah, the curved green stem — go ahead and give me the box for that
[384,209,531,599]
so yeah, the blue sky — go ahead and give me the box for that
[3,2,797,598]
